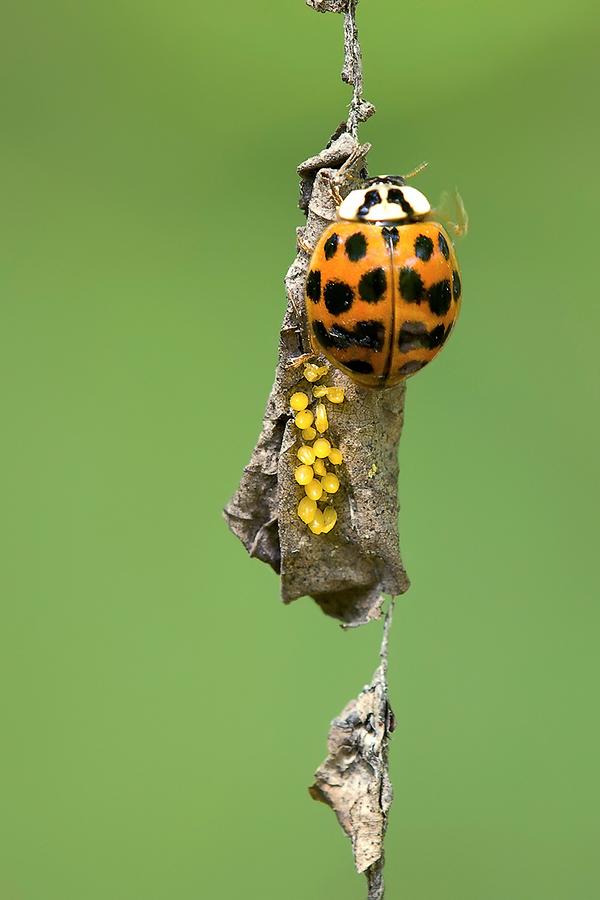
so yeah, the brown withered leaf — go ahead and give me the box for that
[223,1,409,628]
[310,606,395,898]
[223,132,410,626]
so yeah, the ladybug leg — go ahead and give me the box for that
[332,142,369,204]
[297,232,314,255]
[331,180,344,207]
[287,351,316,369]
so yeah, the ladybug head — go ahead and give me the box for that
[337,175,431,223]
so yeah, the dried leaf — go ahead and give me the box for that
[223,0,408,627]
[223,134,410,625]
[310,607,395,897]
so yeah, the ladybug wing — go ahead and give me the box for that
[432,188,469,238]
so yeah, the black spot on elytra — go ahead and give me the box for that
[324,233,339,260]
[324,279,354,315]
[388,187,414,215]
[438,231,450,259]
[399,267,424,303]
[313,319,385,352]
[358,189,381,217]
[452,269,462,301]
[359,268,387,302]
[398,360,426,376]
[428,324,448,348]
[306,269,321,303]
[414,234,434,261]
[381,226,399,247]
[345,232,367,262]
[345,359,374,375]
[398,320,427,352]
[428,279,452,316]
[398,320,450,353]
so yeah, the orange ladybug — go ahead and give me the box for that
[304,176,463,387]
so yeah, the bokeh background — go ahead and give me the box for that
[1,1,599,898]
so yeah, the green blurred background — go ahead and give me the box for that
[1,1,599,897]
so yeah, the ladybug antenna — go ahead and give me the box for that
[402,161,429,180]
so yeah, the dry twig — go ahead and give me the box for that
[224,4,404,896]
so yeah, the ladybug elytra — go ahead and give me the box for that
[305,175,463,388]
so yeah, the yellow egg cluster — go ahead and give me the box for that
[290,365,345,535]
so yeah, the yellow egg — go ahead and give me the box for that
[302,426,317,441]
[298,496,317,524]
[304,363,328,383]
[297,445,316,465]
[326,387,345,404]
[308,508,325,534]
[294,464,314,485]
[290,391,309,411]
[313,385,328,398]
[315,403,329,434]
[313,438,331,459]
[322,507,337,533]
[313,458,327,476]
[294,409,314,430]
[328,447,343,465]
[305,479,323,501]
[322,472,340,494]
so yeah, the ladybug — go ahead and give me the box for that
[304,175,463,387]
